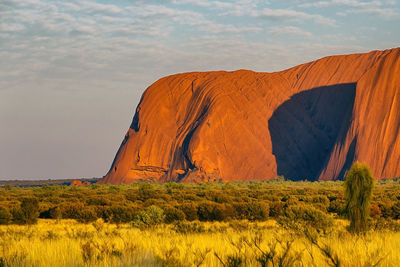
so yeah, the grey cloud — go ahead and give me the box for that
[268,26,312,37]
[299,0,384,8]
[252,8,336,26]
[339,7,398,16]
[298,0,398,18]
[198,23,263,34]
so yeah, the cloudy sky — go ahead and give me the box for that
[0,0,399,180]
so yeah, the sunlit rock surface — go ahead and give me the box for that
[99,48,400,184]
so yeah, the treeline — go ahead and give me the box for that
[0,180,400,226]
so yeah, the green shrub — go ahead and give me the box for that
[0,206,11,225]
[125,189,138,202]
[40,206,62,219]
[103,205,137,224]
[233,202,269,221]
[86,197,110,206]
[137,183,157,201]
[377,201,393,218]
[278,205,334,233]
[370,204,382,218]
[391,202,400,219]
[197,202,217,221]
[60,202,84,219]
[164,207,185,223]
[311,195,330,206]
[179,203,198,221]
[327,199,345,215]
[269,201,285,218]
[12,197,40,225]
[165,182,184,192]
[60,202,96,223]
[344,162,375,233]
[133,205,165,228]
[197,202,233,221]
[76,208,97,223]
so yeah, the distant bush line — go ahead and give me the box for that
[1,180,400,228]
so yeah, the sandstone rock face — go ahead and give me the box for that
[99,48,400,184]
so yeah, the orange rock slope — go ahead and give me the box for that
[99,48,400,184]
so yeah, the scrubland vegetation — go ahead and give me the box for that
[0,178,400,266]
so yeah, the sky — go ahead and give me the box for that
[0,0,399,180]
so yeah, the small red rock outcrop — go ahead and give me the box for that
[70,180,91,186]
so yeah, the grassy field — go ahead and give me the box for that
[1,181,400,266]
[0,219,399,267]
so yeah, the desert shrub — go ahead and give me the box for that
[179,203,198,221]
[281,195,299,205]
[344,162,375,233]
[60,202,85,218]
[370,204,382,218]
[89,183,101,189]
[92,205,107,218]
[233,202,269,221]
[269,201,285,218]
[60,202,96,223]
[391,202,400,219]
[50,206,62,219]
[12,197,40,225]
[197,202,234,221]
[206,191,231,203]
[76,207,97,223]
[143,198,167,207]
[222,204,236,220]
[102,205,137,224]
[133,205,165,228]
[327,198,345,215]
[86,197,110,206]
[164,207,185,223]
[197,202,215,221]
[311,202,329,212]
[278,205,334,233]
[137,183,157,201]
[124,189,138,202]
[311,195,330,207]
[0,206,11,225]
[47,196,62,204]
[377,200,393,218]
[40,206,62,219]
[165,182,184,192]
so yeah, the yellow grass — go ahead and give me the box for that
[0,219,399,266]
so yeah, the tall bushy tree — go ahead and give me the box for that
[12,197,40,225]
[344,162,375,233]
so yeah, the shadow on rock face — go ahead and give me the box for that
[268,83,356,181]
